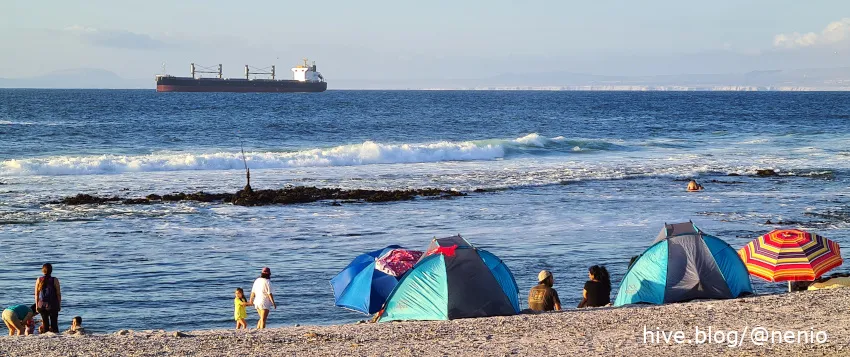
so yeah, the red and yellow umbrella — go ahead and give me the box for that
[738,229,843,283]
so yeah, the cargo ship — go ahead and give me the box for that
[155,59,327,92]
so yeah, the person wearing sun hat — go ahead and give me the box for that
[248,267,277,329]
[527,270,561,312]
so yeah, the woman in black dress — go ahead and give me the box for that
[578,265,610,308]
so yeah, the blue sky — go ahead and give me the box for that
[2,0,849,84]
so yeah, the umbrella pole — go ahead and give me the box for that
[788,281,792,293]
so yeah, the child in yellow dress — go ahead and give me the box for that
[234,288,249,329]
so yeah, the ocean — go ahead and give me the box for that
[1,89,849,333]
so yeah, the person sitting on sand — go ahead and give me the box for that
[234,288,250,329]
[248,267,277,329]
[578,265,611,308]
[528,270,561,312]
[2,304,37,336]
[64,316,86,335]
[687,180,704,191]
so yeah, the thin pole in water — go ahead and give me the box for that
[237,134,251,192]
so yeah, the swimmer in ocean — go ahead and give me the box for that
[687,179,704,191]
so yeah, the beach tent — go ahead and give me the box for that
[615,222,753,306]
[330,245,422,315]
[378,235,520,322]
[653,221,700,244]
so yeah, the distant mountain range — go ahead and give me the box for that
[3,67,850,90]
[0,68,149,89]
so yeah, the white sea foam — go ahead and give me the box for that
[6,133,843,179]
[1,134,598,176]
[739,138,770,144]
[0,120,33,125]
[1,140,501,176]
[513,133,549,147]
[0,120,72,126]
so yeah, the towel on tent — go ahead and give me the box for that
[375,249,423,277]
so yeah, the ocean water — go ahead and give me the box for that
[1,89,849,333]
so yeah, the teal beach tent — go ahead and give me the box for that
[615,222,753,306]
[378,235,520,322]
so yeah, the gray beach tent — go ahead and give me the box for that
[653,221,701,244]
[616,222,753,306]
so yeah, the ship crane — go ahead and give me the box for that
[190,63,223,79]
[244,65,276,80]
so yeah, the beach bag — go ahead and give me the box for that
[37,276,59,311]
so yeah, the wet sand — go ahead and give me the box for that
[3,288,848,356]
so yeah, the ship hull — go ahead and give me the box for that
[156,77,327,93]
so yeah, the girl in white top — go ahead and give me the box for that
[249,267,277,329]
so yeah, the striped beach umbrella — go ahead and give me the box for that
[738,229,843,286]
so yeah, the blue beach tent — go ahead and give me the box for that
[331,245,404,315]
[378,235,520,322]
[615,222,753,306]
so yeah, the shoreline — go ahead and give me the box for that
[3,288,848,356]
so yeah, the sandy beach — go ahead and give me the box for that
[3,288,848,356]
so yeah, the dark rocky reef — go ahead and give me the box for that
[228,187,462,206]
[763,218,835,229]
[755,169,778,177]
[804,209,850,223]
[709,179,745,184]
[53,186,466,207]
[725,169,777,177]
[57,194,121,205]
[763,219,800,225]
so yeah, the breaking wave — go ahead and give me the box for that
[0,120,33,125]
[1,134,619,176]
[0,120,80,126]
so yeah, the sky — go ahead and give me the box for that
[1,0,850,86]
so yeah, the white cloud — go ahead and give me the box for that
[774,18,850,49]
[63,25,169,50]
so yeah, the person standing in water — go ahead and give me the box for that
[528,270,561,312]
[248,267,277,329]
[34,263,61,333]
